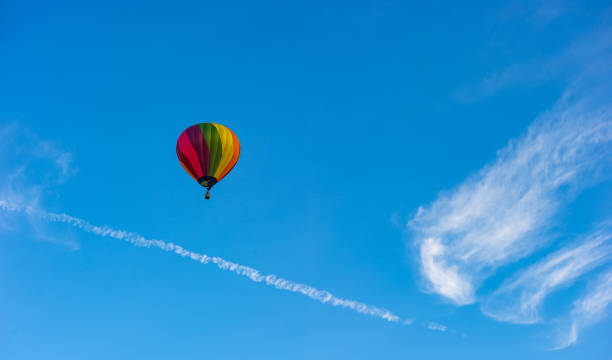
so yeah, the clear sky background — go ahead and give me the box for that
[1,0,611,359]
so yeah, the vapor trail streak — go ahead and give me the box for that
[0,200,399,322]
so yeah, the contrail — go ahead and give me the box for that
[0,200,400,322]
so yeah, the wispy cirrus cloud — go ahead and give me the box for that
[553,268,612,349]
[481,224,612,324]
[0,122,77,207]
[0,123,79,247]
[409,91,612,305]
[410,13,612,347]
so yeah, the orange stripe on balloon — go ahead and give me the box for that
[180,161,197,181]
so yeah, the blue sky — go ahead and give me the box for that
[1,0,611,358]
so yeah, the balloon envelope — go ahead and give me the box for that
[176,123,240,195]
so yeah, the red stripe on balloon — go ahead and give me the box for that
[177,131,203,178]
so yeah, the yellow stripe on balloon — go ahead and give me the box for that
[212,123,235,178]
[218,130,240,181]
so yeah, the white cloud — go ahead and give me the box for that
[0,200,401,323]
[409,93,612,305]
[419,237,474,304]
[29,139,76,182]
[0,125,434,327]
[481,225,612,324]
[0,124,79,247]
[410,26,612,346]
[553,268,612,349]
[0,123,77,207]
[427,321,447,332]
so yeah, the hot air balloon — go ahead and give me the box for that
[176,123,240,199]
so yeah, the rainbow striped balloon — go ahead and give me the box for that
[176,123,240,199]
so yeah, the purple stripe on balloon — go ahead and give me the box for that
[186,124,210,176]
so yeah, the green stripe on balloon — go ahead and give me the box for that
[199,123,222,177]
